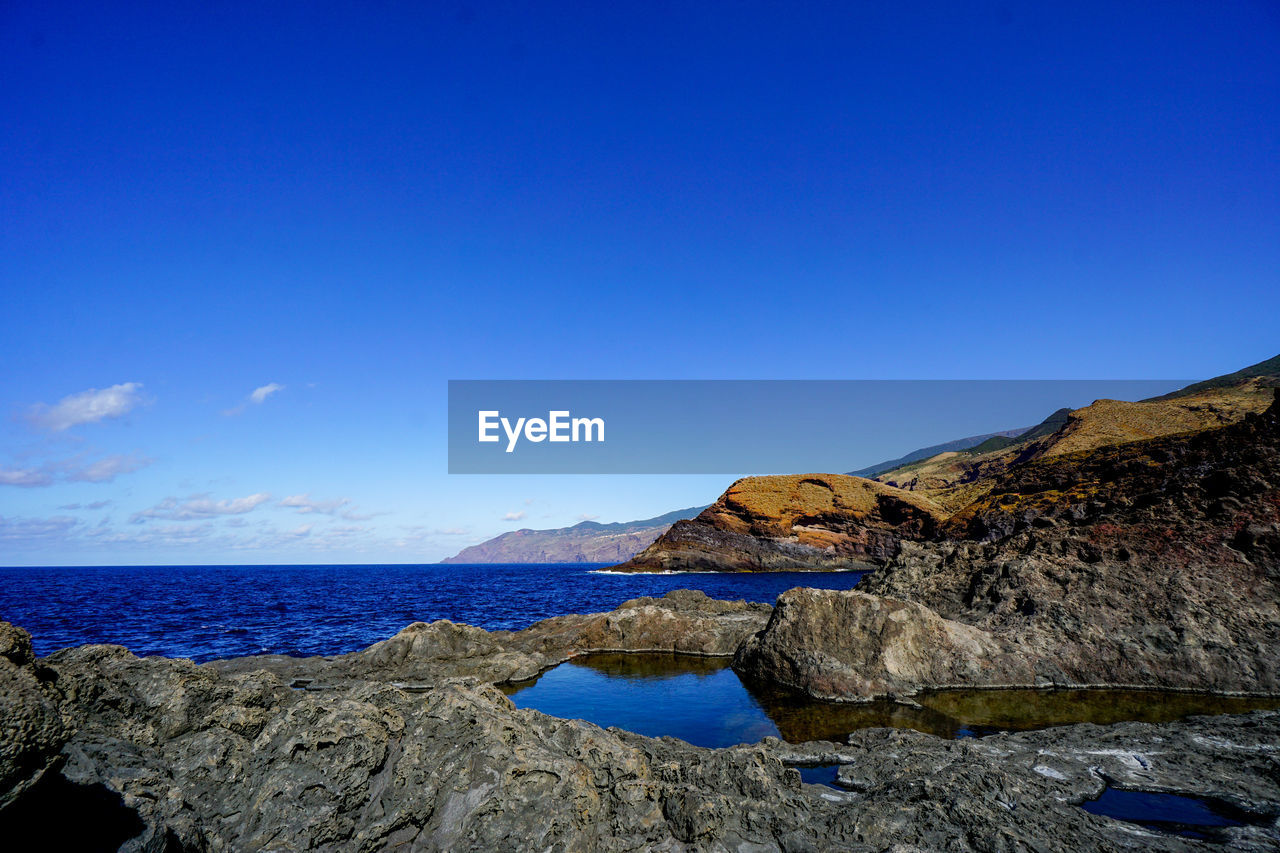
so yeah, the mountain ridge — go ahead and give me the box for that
[441,506,709,564]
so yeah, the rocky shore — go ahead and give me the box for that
[3,383,1278,850]
[6,605,1280,851]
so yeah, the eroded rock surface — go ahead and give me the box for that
[734,588,1035,699]
[0,621,69,810]
[6,618,1279,851]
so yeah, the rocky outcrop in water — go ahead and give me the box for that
[736,391,1280,700]
[615,474,946,572]
[212,589,772,689]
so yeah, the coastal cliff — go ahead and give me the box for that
[734,390,1280,700]
[614,474,946,572]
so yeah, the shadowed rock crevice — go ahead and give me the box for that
[0,772,147,853]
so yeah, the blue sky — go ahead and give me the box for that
[2,1,1278,564]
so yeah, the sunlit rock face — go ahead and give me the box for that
[736,394,1280,700]
[616,473,947,572]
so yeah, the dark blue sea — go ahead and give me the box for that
[0,563,867,662]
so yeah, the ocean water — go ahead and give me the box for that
[0,563,867,662]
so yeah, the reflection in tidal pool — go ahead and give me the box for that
[501,653,1280,748]
[1082,788,1266,841]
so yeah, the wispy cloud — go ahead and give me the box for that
[577,513,600,522]
[28,382,145,431]
[502,510,527,521]
[65,453,149,483]
[278,493,383,521]
[0,453,150,488]
[279,494,350,515]
[0,466,53,487]
[0,515,81,541]
[250,383,284,404]
[58,500,112,510]
[130,492,272,523]
[224,383,285,416]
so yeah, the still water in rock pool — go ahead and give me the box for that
[502,653,1280,748]
[1082,788,1267,842]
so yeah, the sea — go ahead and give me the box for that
[0,562,867,662]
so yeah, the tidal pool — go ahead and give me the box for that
[501,653,1280,748]
[1082,788,1268,841]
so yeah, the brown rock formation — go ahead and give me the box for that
[614,474,946,572]
[735,391,1280,700]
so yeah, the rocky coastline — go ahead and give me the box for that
[5,578,1280,850]
[3,387,1279,850]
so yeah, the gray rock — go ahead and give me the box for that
[0,623,69,810]
[14,632,1280,851]
[210,589,771,690]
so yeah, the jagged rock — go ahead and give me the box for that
[8,628,1280,851]
[40,644,864,852]
[734,588,1035,699]
[0,623,69,810]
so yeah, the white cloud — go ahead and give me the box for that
[577,513,600,522]
[279,494,351,515]
[29,382,145,431]
[0,453,150,488]
[65,453,150,483]
[0,466,54,487]
[131,492,271,523]
[58,500,112,510]
[223,383,285,416]
[250,383,284,404]
[0,515,81,541]
[502,511,527,521]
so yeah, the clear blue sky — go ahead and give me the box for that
[2,1,1277,564]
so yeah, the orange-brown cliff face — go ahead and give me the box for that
[870,380,1276,513]
[615,359,1280,576]
[613,474,946,572]
[735,390,1280,699]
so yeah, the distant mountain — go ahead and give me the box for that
[440,506,710,564]
[847,427,1033,478]
[1149,352,1280,400]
